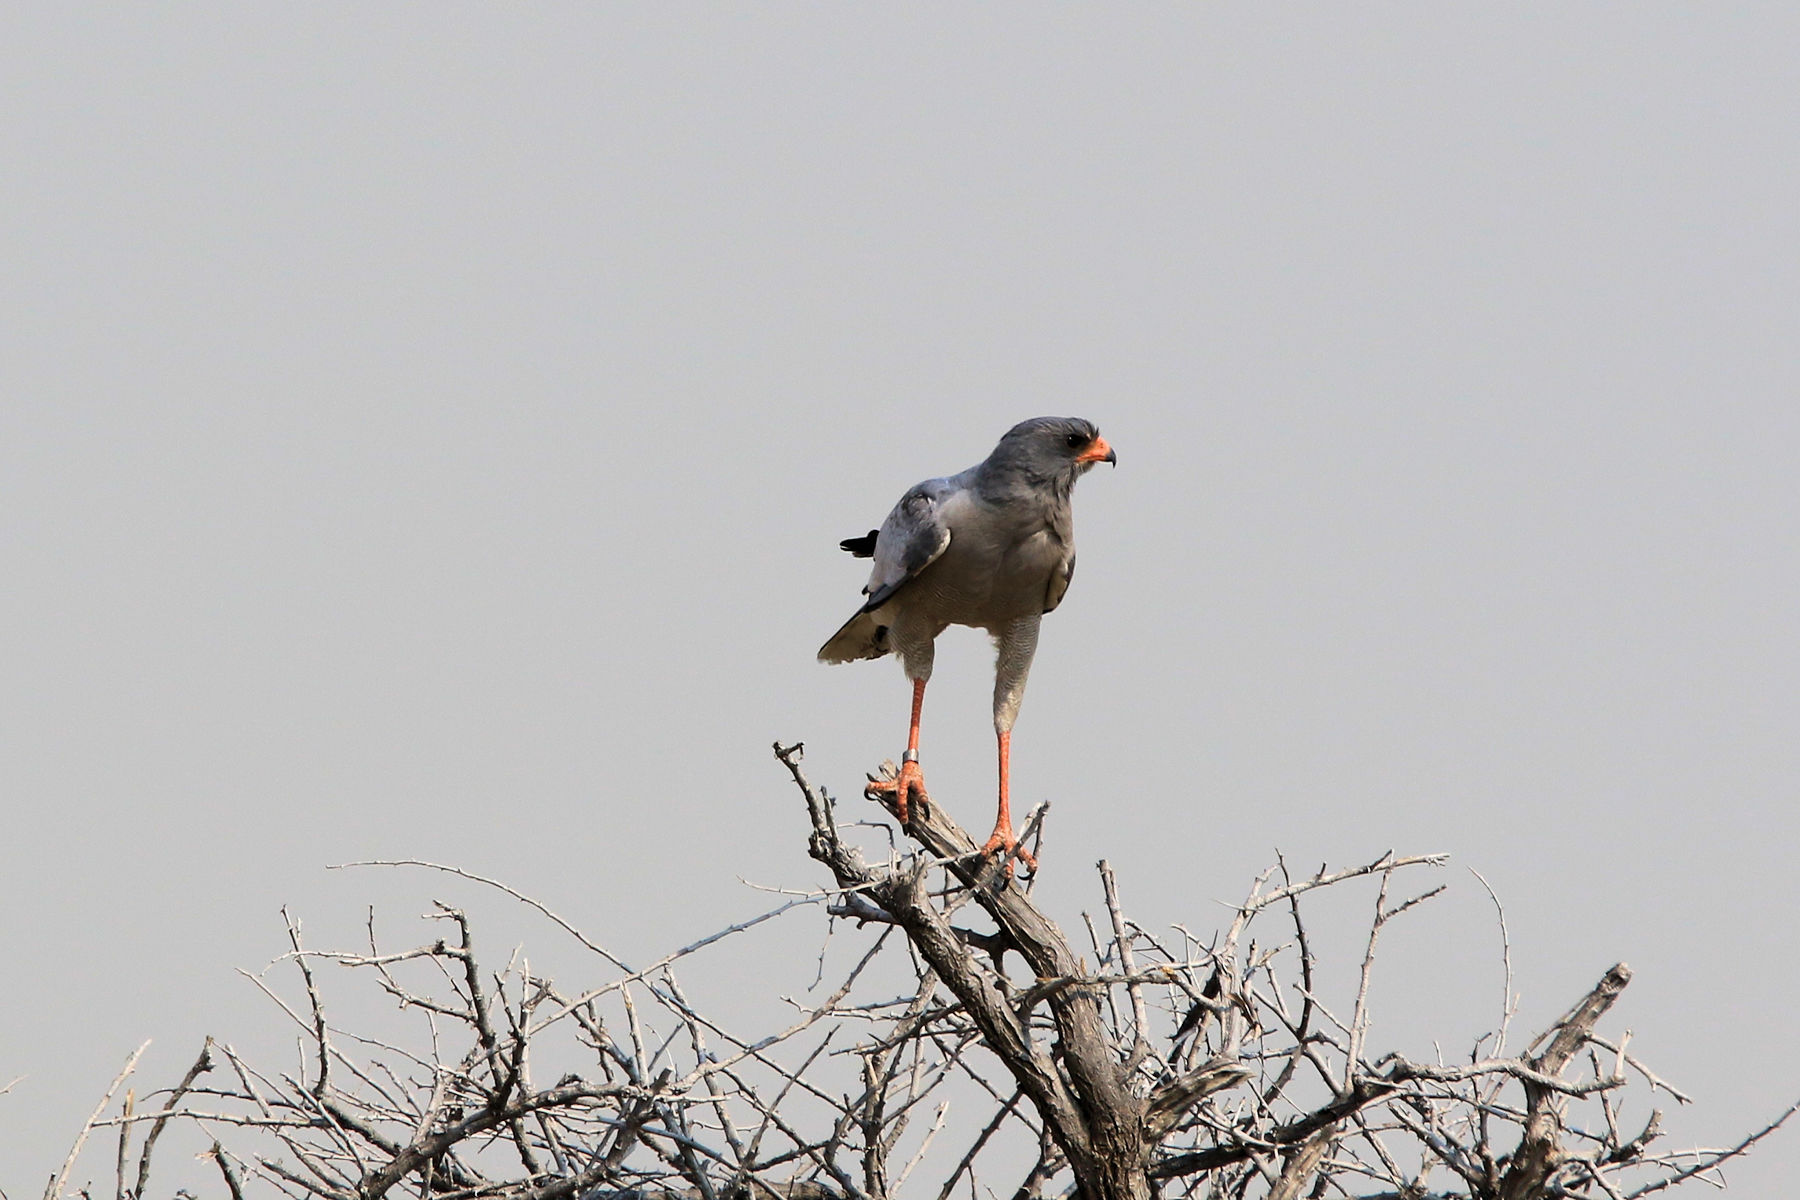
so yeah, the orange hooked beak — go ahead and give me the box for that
[1077,435,1117,466]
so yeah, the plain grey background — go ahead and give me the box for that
[3,5,1796,1192]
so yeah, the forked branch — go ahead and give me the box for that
[44,742,1791,1200]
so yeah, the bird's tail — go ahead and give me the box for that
[817,610,892,664]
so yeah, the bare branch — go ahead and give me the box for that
[134,1038,214,1197]
[46,1040,149,1200]
[60,743,1785,1200]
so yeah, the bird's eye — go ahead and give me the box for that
[1065,432,1086,449]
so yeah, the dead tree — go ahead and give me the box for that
[45,742,1793,1200]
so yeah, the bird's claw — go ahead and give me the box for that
[867,758,928,824]
[980,828,1038,877]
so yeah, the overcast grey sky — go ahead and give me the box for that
[3,5,1797,1192]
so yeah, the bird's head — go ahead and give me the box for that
[987,417,1116,489]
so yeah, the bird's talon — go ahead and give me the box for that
[868,758,927,824]
[979,831,1038,877]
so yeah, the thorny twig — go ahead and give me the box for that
[56,743,1792,1200]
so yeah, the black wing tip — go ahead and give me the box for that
[839,529,879,557]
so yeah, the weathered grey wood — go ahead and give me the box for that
[67,743,1790,1200]
[854,766,1150,1200]
[1498,963,1633,1200]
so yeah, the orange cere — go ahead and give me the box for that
[1076,435,1115,464]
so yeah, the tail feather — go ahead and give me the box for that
[818,610,892,663]
[839,529,879,558]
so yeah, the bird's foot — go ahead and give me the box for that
[866,757,928,824]
[980,827,1038,876]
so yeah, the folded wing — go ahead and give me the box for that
[818,482,954,663]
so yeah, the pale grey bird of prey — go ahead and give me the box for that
[819,417,1117,871]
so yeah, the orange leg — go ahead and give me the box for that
[980,729,1038,873]
[868,678,928,822]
